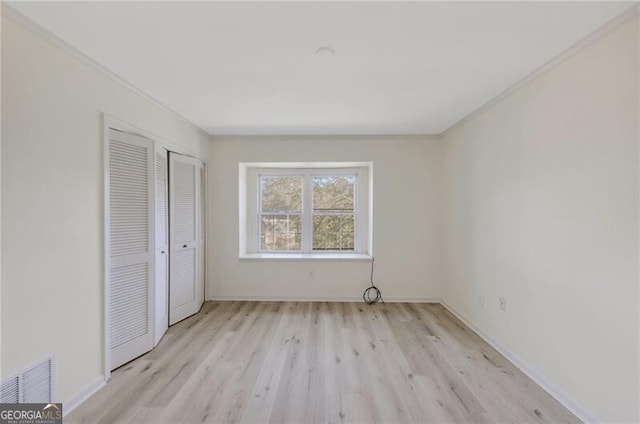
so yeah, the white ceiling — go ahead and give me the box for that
[10,1,634,135]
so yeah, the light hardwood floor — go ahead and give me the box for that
[67,302,580,424]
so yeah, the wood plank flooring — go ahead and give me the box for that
[67,302,580,424]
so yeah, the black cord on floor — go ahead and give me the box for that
[363,257,384,305]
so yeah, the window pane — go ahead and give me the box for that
[261,214,302,251]
[312,214,354,251]
[261,176,303,212]
[313,175,355,211]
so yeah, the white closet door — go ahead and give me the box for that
[169,153,204,325]
[108,129,155,370]
[154,147,169,345]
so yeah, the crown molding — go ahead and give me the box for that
[211,133,441,141]
[2,3,211,140]
[441,3,640,138]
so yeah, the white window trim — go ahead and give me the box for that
[239,162,373,260]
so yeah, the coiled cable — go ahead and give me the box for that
[363,257,384,304]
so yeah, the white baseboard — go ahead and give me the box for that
[207,295,440,303]
[63,375,106,417]
[440,301,600,424]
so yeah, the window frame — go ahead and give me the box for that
[309,170,359,253]
[239,162,372,260]
[257,168,360,254]
[257,171,305,253]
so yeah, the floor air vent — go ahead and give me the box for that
[0,355,55,403]
[1,376,20,403]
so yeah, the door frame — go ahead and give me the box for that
[103,114,206,381]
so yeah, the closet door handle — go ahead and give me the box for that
[183,244,188,248]
[161,250,166,254]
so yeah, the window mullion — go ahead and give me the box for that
[302,172,313,252]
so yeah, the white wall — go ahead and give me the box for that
[442,14,639,423]
[0,5,4,376]
[638,15,640,423]
[207,136,444,301]
[1,9,208,404]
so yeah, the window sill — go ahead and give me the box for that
[239,253,373,261]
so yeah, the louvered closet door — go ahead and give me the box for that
[169,153,204,325]
[154,147,169,345]
[108,129,155,370]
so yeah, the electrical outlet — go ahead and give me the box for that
[499,297,507,312]
[309,270,316,280]
[478,295,485,307]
